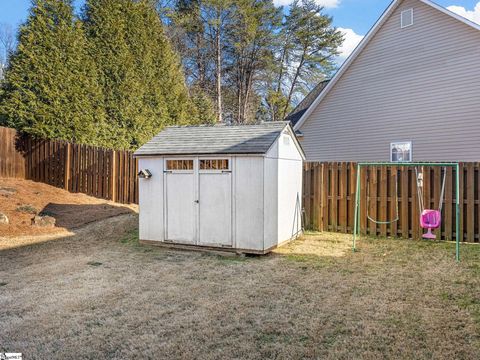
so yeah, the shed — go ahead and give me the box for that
[133,121,305,254]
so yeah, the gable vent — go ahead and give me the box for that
[401,8,414,28]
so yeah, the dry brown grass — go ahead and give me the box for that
[0,216,479,359]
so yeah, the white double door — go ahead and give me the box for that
[164,157,232,247]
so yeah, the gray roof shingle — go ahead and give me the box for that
[134,121,290,156]
[285,80,330,126]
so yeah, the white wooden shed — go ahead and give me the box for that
[133,121,305,254]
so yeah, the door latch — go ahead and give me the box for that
[194,200,199,204]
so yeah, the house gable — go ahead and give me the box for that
[296,0,480,161]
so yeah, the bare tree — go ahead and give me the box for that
[0,23,15,67]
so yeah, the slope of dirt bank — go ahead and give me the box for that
[0,178,137,238]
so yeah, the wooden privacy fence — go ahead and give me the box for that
[0,127,138,204]
[303,162,480,243]
[0,127,26,179]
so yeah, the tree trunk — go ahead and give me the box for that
[237,54,243,123]
[215,13,222,123]
[196,33,205,88]
[276,40,289,93]
[283,51,305,119]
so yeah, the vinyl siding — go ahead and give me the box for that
[299,0,480,161]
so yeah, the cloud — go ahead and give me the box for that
[447,2,480,25]
[273,0,341,8]
[337,27,364,60]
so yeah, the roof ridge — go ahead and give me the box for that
[166,121,289,129]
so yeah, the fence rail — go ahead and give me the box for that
[0,127,138,204]
[303,162,479,243]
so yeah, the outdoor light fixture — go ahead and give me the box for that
[138,169,152,179]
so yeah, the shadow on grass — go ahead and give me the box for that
[40,203,135,230]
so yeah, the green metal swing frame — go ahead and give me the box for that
[352,162,461,262]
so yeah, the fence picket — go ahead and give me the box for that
[466,163,474,242]
[379,166,388,237]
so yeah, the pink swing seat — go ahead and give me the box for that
[420,209,441,239]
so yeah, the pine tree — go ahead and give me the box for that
[0,0,107,144]
[278,0,343,118]
[190,86,216,124]
[228,0,282,123]
[84,0,195,149]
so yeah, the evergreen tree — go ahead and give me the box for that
[277,0,343,119]
[190,86,216,124]
[84,0,194,149]
[0,0,107,144]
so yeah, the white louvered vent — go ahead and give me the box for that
[401,9,414,28]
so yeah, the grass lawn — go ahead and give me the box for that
[0,214,479,359]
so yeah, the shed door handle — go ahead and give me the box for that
[194,200,199,204]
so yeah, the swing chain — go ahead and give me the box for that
[415,166,447,213]
[366,167,400,225]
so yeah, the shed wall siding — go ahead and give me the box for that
[264,157,278,250]
[299,0,480,161]
[234,157,264,250]
[138,157,165,241]
[277,158,303,243]
[278,131,303,161]
[276,133,303,243]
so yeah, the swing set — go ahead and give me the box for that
[352,162,460,261]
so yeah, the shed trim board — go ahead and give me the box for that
[292,0,480,131]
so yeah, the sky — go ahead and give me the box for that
[1,0,480,62]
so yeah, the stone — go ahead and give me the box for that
[32,215,56,228]
[0,213,9,225]
[0,187,16,197]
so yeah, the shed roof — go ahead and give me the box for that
[134,121,292,156]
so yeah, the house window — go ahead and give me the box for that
[166,159,193,170]
[200,159,229,170]
[390,142,412,162]
[401,9,414,28]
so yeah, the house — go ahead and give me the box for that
[133,121,305,254]
[292,0,480,162]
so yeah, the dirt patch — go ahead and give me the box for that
[0,219,479,359]
[0,178,137,238]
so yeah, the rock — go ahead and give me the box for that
[0,187,16,196]
[0,213,9,225]
[32,215,56,228]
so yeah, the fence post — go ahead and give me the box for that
[111,150,117,202]
[64,143,71,191]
